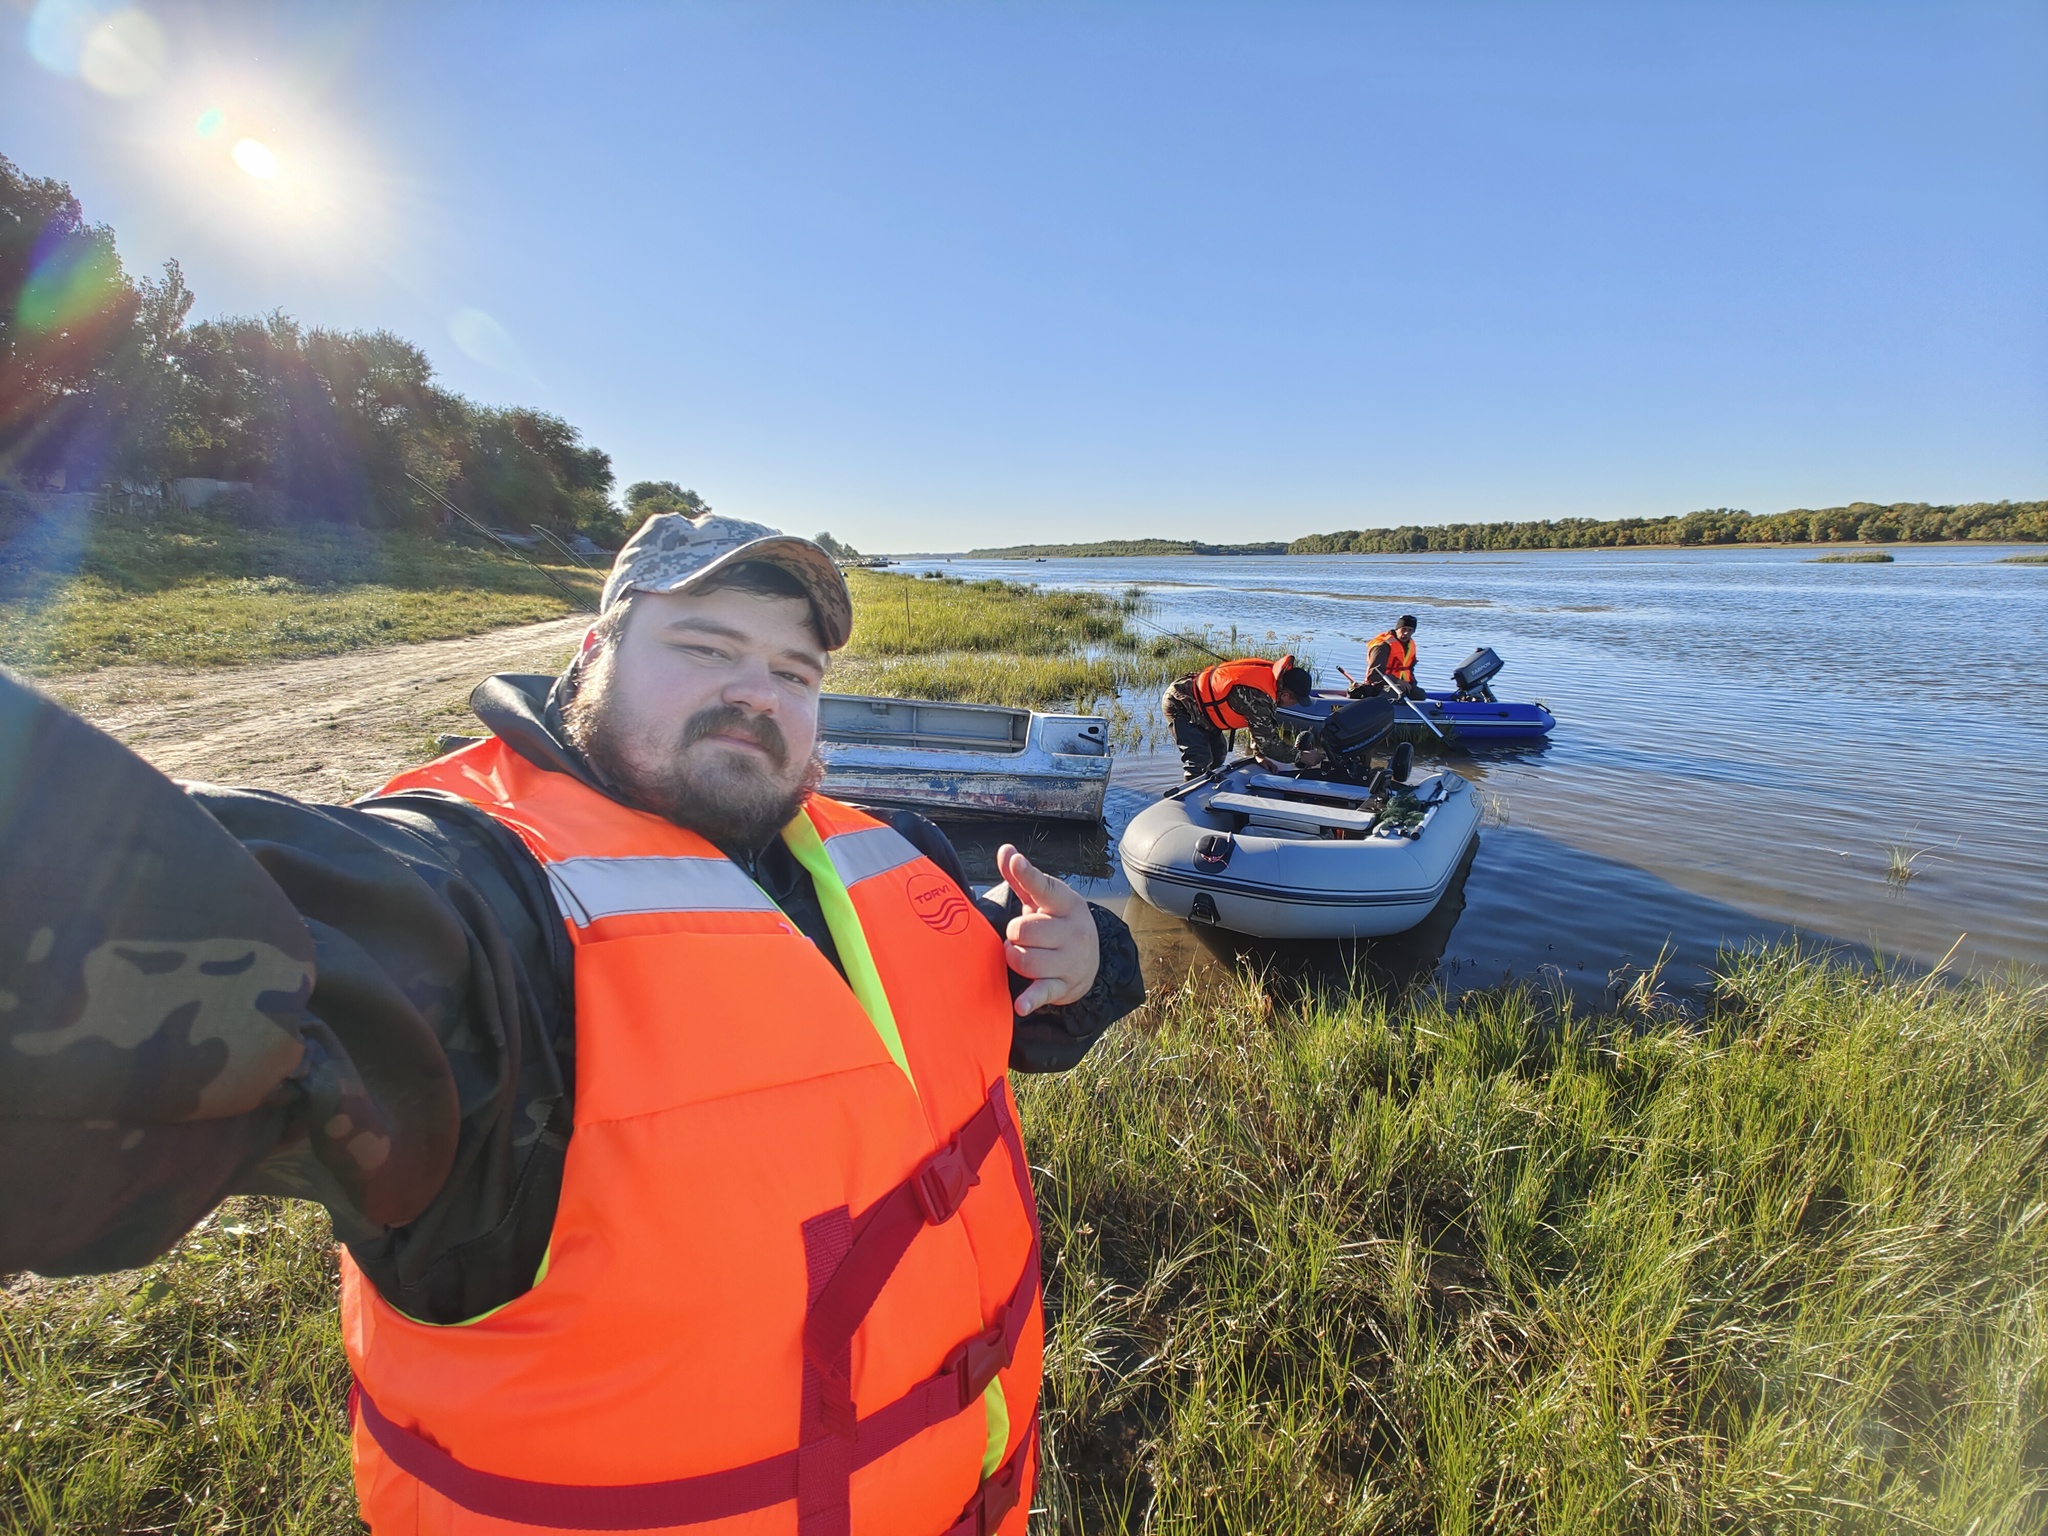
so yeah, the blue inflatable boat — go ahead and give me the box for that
[1322,648,1555,745]
[1421,692,1554,743]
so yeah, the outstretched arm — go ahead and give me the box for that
[0,676,570,1326]
[0,671,457,1277]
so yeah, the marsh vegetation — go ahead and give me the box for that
[833,570,1216,712]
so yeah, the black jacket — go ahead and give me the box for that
[0,669,1142,1323]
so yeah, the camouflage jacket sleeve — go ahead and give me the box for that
[1226,684,1301,762]
[0,671,456,1278]
[0,674,567,1324]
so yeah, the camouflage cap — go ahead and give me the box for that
[600,512,854,650]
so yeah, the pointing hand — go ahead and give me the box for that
[992,845,1100,1016]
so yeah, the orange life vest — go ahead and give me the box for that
[1190,655,1291,731]
[340,737,1041,1535]
[1368,631,1416,685]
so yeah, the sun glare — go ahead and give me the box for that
[231,137,279,181]
[32,3,404,271]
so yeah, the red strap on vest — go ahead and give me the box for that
[351,1080,1041,1532]
[939,1421,1036,1536]
[804,1084,1018,1434]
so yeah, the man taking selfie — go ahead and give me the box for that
[0,512,1145,1534]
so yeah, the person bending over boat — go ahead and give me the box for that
[1161,655,1326,779]
[0,512,1146,1535]
[1358,614,1426,700]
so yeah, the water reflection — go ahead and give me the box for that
[939,816,1113,883]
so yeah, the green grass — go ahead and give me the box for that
[7,948,2043,1532]
[1,1203,351,1533]
[1024,949,2048,1533]
[0,504,599,673]
[843,572,1139,655]
[0,517,1204,693]
[2000,553,2048,565]
[834,572,1215,712]
[1811,551,1896,564]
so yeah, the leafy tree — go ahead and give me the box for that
[625,480,711,518]
[456,408,620,540]
[1,153,141,486]
[0,153,634,543]
[813,530,861,560]
[1288,502,2046,554]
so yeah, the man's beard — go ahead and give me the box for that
[564,664,824,852]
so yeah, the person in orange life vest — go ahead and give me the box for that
[0,512,1145,1535]
[1160,655,1326,779]
[1360,614,1425,700]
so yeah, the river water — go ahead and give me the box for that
[900,546,2048,1004]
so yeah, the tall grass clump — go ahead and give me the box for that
[834,571,1214,711]
[1,1201,352,1533]
[843,572,1132,655]
[1019,948,2048,1532]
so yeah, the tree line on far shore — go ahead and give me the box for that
[0,154,709,545]
[967,538,1290,558]
[1288,501,2048,554]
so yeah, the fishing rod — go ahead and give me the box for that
[1336,664,1447,741]
[1120,608,1233,662]
[404,471,597,612]
[529,522,600,571]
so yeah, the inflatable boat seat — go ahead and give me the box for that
[1206,792,1380,835]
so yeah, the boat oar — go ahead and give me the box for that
[1336,666,1446,741]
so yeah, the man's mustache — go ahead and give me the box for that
[679,704,790,768]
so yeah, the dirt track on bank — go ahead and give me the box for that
[44,615,589,802]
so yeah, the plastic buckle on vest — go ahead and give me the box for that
[944,1324,1010,1409]
[913,1139,981,1226]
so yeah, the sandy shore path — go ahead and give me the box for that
[41,615,589,802]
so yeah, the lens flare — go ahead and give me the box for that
[449,308,540,384]
[15,233,124,335]
[231,138,279,180]
[25,0,103,75]
[78,7,166,97]
[195,106,225,137]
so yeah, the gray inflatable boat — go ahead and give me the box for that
[1118,695,1480,939]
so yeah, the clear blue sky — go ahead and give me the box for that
[6,1,2045,551]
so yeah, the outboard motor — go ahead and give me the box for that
[1452,647,1505,702]
[1276,695,1396,786]
[1319,695,1397,761]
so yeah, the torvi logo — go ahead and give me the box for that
[906,872,974,935]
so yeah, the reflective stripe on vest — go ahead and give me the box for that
[1190,657,1281,732]
[343,737,1042,1535]
[547,854,782,924]
[822,824,924,887]
[1370,631,1416,683]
